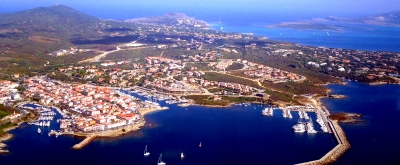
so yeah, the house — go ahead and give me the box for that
[213,95,222,101]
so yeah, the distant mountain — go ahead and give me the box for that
[325,11,400,26]
[125,13,208,27]
[361,10,400,25]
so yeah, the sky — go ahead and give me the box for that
[1,0,400,22]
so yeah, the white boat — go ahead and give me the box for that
[288,109,293,118]
[306,118,317,133]
[321,126,328,132]
[262,107,273,116]
[157,154,166,165]
[298,111,304,119]
[199,142,202,148]
[181,152,184,158]
[282,110,288,118]
[292,122,306,133]
[37,128,41,134]
[304,111,309,120]
[144,145,150,156]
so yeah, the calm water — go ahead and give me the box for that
[322,82,400,164]
[0,92,336,165]
[1,83,399,164]
[212,23,400,52]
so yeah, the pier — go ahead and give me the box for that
[72,135,97,149]
[296,104,350,165]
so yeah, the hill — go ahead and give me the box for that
[361,10,400,26]
[0,4,138,65]
[325,11,400,26]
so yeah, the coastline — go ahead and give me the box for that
[0,121,26,153]
[69,106,168,149]
[295,96,350,164]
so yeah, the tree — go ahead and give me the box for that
[15,85,26,92]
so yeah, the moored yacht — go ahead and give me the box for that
[282,110,288,118]
[306,118,317,133]
[262,107,273,116]
[292,122,306,132]
[288,109,293,118]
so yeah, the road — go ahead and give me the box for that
[206,71,265,90]
[78,36,148,63]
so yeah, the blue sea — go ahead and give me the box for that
[322,82,400,164]
[211,23,400,52]
[0,93,337,165]
[1,83,400,164]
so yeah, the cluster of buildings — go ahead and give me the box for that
[48,47,90,56]
[213,59,234,70]
[181,51,219,62]
[149,78,202,94]
[0,80,21,104]
[244,67,302,82]
[290,45,400,80]
[22,77,153,133]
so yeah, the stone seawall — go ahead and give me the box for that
[296,120,350,165]
[72,135,97,149]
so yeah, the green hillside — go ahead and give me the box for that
[0,4,139,66]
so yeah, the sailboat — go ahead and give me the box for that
[157,154,166,165]
[181,152,184,158]
[199,142,202,148]
[143,145,150,156]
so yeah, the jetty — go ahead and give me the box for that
[296,103,350,165]
[72,135,97,149]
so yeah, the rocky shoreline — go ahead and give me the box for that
[329,94,348,99]
[329,112,364,123]
[0,134,13,153]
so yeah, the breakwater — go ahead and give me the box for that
[296,119,350,165]
[72,135,97,149]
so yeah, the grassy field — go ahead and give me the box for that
[263,81,328,95]
[184,95,231,106]
[0,122,16,136]
[0,57,14,61]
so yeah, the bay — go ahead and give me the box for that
[212,23,400,52]
[0,93,336,165]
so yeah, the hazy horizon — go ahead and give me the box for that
[1,0,400,23]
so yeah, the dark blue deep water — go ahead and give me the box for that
[0,94,337,165]
[322,82,400,164]
[1,82,399,164]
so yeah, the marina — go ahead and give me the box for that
[1,88,346,164]
[0,99,340,164]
